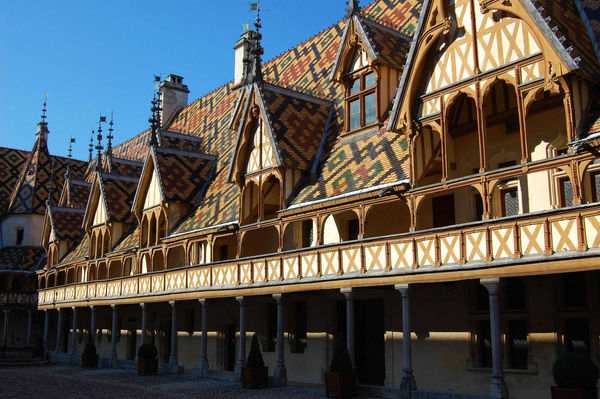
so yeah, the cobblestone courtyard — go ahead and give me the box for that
[0,365,348,399]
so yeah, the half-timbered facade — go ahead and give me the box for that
[9,0,600,397]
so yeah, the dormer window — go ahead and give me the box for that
[348,71,376,131]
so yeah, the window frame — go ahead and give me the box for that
[345,68,378,133]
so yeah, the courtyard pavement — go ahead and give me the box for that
[0,364,367,399]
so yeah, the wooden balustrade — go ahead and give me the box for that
[38,206,600,306]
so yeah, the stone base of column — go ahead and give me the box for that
[110,354,119,369]
[168,355,179,374]
[196,357,209,372]
[400,368,417,392]
[489,374,509,399]
[272,362,287,386]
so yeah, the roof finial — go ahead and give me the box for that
[46,157,56,207]
[95,115,106,172]
[88,129,94,163]
[41,93,48,123]
[106,111,114,172]
[66,137,75,180]
[346,0,360,18]
[148,76,162,146]
[248,1,264,83]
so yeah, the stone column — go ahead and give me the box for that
[198,299,209,371]
[168,301,178,372]
[140,303,148,344]
[481,278,509,399]
[90,306,96,343]
[341,288,354,366]
[70,307,78,356]
[236,296,246,372]
[43,309,49,356]
[273,294,287,385]
[395,284,417,391]
[110,304,118,367]
[26,309,33,345]
[1,309,8,347]
[56,308,63,352]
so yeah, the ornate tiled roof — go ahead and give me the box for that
[359,17,411,70]
[66,179,91,209]
[113,226,139,252]
[48,207,85,241]
[582,0,600,46]
[0,246,45,272]
[100,174,139,223]
[60,234,89,264]
[109,157,144,178]
[260,83,333,171]
[291,128,409,205]
[0,147,29,215]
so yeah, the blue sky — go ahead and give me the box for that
[0,1,357,160]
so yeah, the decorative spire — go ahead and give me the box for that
[250,1,264,83]
[66,137,75,180]
[88,130,94,163]
[148,77,162,147]
[95,116,105,172]
[37,93,50,140]
[46,158,56,207]
[41,94,48,123]
[106,111,114,173]
[345,0,360,18]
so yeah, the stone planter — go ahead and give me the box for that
[324,371,357,398]
[551,386,597,399]
[242,366,268,388]
[137,358,158,376]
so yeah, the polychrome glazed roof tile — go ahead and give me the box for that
[0,246,45,272]
[359,16,411,70]
[48,207,85,241]
[0,147,29,215]
[100,174,139,223]
[60,234,89,264]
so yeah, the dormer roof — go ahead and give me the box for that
[45,206,85,242]
[83,171,139,228]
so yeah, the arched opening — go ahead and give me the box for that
[123,258,133,276]
[364,200,411,238]
[283,219,315,250]
[491,179,522,218]
[153,251,165,272]
[149,213,157,247]
[141,253,150,274]
[57,271,66,286]
[242,181,259,225]
[88,265,96,282]
[525,89,567,162]
[103,231,110,256]
[97,262,108,280]
[76,267,83,282]
[446,93,479,179]
[157,211,167,243]
[413,126,443,186]
[141,215,149,247]
[90,233,97,259]
[47,274,55,288]
[212,235,237,262]
[322,210,360,244]
[166,246,186,269]
[416,186,483,230]
[39,276,46,289]
[483,80,521,170]
[262,176,281,220]
[108,260,122,278]
[240,227,279,257]
[66,269,75,284]
[191,241,210,265]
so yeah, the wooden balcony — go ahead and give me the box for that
[39,204,600,308]
[0,291,38,307]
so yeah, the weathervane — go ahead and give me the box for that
[41,93,48,123]
[88,130,94,163]
[66,137,75,180]
[106,111,114,172]
[148,76,162,146]
[95,115,106,172]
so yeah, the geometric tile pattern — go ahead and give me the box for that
[49,207,85,241]
[359,17,410,71]
[0,246,45,272]
[0,147,29,215]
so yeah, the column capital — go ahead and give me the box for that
[236,296,245,305]
[340,288,352,298]
[140,302,146,310]
[72,306,77,311]
[480,278,501,295]
[273,293,283,302]
[198,298,207,306]
[111,304,118,310]
[395,283,410,295]
[169,300,177,308]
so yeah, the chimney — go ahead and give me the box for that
[233,30,260,88]
[159,74,189,128]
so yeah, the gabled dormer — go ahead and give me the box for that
[131,135,216,248]
[82,171,138,259]
[228,82,333,224]
[330,1,410,135]
[42,206,85,268]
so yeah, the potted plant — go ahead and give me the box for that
[137,342,158,376]
[242,335,268,388]
[552,352,599,399]
[81,340,98,368]
[324,335,357,398]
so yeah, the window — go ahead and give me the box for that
[265,303,277,352]
[348,219,359,241]
[16,227,24,246]
[503,277,526,310]
[562,272,587,308]
[592,172,600,202]
[301,220,313,248]
[346,71,377,131]
[558,177,573,207]
[433,194,455,227]
[507,320,528,369]
[478,320,492,368]
[501,187,519,217]
[565,318,590,354]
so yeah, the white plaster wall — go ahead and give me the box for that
[1,214,44,247]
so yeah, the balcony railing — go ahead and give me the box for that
[39,204,600,306]
[0,291,38,306]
